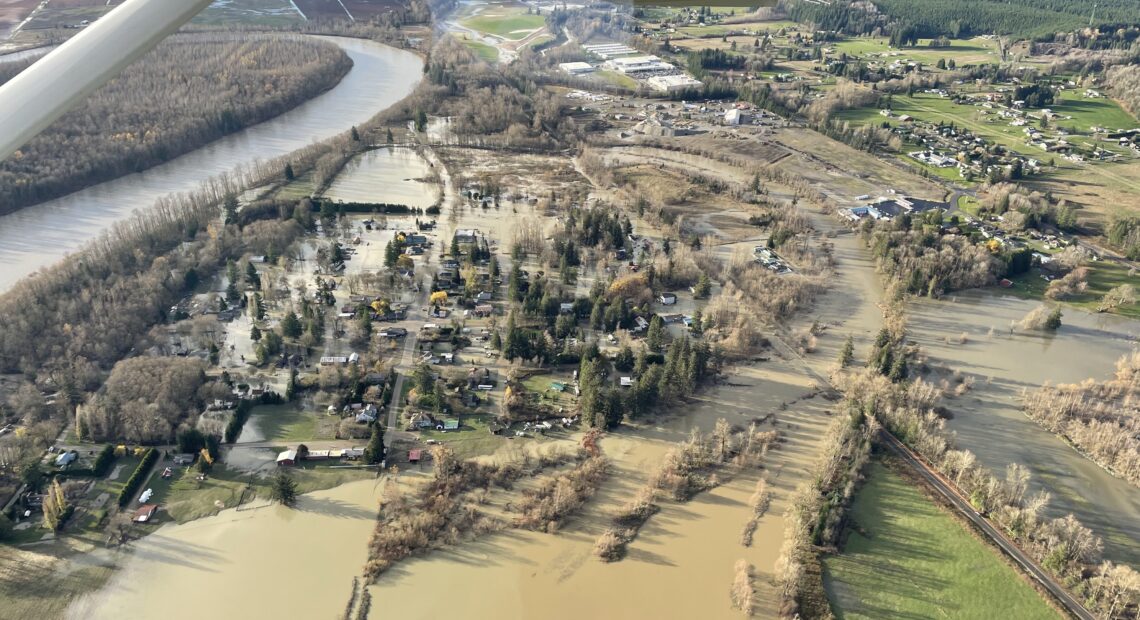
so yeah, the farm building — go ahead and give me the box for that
[276,450,298,466]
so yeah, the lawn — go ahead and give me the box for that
[462,11,546,40]
[274,172,317,200]
[823,460,1059,620]
[595,70,640,90]
[463,40,499,63]
[419,412,506,459]
[246,402,327,443]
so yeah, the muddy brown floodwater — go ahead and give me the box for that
[66,479,384,619]
[368,354,834,619]
[908,291,1140,565]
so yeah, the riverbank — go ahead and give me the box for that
[0,35,423,294]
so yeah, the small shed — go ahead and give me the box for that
[54,451,78,467]
[659,292,678,305]
[408,449,423,464]
[443,419,460,431]
[132,504,158,523]
[276,450,298,466]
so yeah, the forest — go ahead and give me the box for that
[0,33,353,213]
[782,0,1140,40]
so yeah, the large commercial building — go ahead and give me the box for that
[646,74,703,93]
[558,62,595,75]
[607,55,674,75]
[582,43,638,59]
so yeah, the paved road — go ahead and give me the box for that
[879,431,1096,620]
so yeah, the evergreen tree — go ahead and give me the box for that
[223,195,239,225]
[250,325,262,341]
[245,262,260,288]
[365,423,386,464]
[282,311,303,338]
[838,335,854,368]
[284,163,295,181]
[646,315,665,351]
[270,470,298,507]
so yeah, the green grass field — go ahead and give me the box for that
[830,36,1000,66]
[595,70,640,90]
[1005,259,1140,319]
[463,40,499,63]
[462,11,546,40]
[246,403,326,443]
[823,461,1059,620]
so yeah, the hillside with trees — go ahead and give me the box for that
[782,0,1140,40]
[0,33,353,213]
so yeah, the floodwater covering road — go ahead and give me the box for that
[0,35,423,293]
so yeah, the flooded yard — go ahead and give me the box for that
[67,479,384,619]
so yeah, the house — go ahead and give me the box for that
[320,356,348,366]
[632,316,650,333]
[455,229,478,245]
[473,304,494,317]
[559,302,575,314]
[276,450,298,466]
[476,291,493,302]
[132,504,158,524]
[659,292,678,305]
[620,377,634,387]
[54,451,78,467]
[307,450,331,461]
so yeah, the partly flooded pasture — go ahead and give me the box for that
[909,290,1140,565]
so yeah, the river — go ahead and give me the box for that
[0,35,423,293]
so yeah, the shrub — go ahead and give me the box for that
[92,444,116,477]
[118,448,158,507]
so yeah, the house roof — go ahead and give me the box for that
[408,449,423,461]
[277,450,297,462]
[132,504,158,523]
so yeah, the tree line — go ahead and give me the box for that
[0,33,352,213]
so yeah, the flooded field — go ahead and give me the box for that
[369,354,834,619]
[909,291,1140,565]
[323,148,440,209]
[67,479,384,619]
[0,36,422,293]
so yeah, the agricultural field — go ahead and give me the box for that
[193,0,303,27]
[673,19,800,37]
[829,36,1001,67]
[461,7,546,41]
[824,461,1060,620]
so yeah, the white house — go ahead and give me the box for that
[659,292,678,305]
